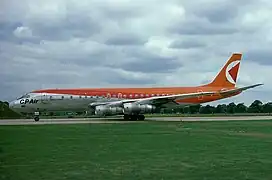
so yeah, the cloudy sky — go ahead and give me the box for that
[1,0,271,105]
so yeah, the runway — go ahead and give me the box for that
[0,116,272,125]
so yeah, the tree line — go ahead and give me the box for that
[1,100,272,118]
[161,100,272,114]
[0,101,21,118]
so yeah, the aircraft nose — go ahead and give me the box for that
[9,100,20,109]
[9,100,16,109]
[8,100,22,114]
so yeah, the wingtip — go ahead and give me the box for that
[256,83,264,86]
[247,83,264,89]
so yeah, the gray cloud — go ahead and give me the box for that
[0,22,40,44]
[105,33,147,46]
[118,47,181,73]
[169,18,238,35]
[120,58,179,73]
[244,49,272,65]
[192,1,239,23]
[0,22,21,41]
[30,13,100,41]
[0,0,270,105]
[169,40,206,49]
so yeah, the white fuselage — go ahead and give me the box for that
[9,93,121,114]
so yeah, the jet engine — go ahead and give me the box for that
[94,105,123,116]
[123,103,156,115]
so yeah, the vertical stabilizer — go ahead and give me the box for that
[203,53,242,88]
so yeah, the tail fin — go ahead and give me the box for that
[204,53,242,88]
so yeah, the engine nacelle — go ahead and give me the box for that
[123,103,156,115]
[95,105,123,116]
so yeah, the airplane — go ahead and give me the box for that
[9,53,263,121]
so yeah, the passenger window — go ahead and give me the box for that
[70,96,73,99]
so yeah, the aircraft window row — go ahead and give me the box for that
[51,94,173,100]
[57,95,106,99]
[117,94,171,98]
[102,94,171,98]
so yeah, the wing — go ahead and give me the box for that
[89,91,215,108]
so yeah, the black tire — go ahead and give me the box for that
[34,116,40,122]
[130,115,138,121]
[138,115,145,121]
[123,114,130,120]
[124,114,144,121]
[125,115,138,121]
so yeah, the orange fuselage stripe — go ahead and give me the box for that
[32,86,240,104]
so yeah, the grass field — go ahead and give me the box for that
[1,120,272,180]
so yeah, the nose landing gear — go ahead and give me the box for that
[34,111,40,121]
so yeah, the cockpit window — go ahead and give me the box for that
[17,94,31,100]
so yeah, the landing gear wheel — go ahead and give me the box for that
[123,114,145,121]
[123,114,130,120]
[34,111,40,122]
[137,115,145,121]
[34,116,40,122]
[130,115,138,121]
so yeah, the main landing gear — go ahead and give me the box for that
[123,114,145,121]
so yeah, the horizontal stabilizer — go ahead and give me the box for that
[219,83,264,97]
